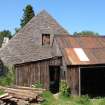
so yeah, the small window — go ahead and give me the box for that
[42,34,50,45]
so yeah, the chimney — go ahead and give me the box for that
[2,37,9,47]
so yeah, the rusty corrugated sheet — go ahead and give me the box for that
[56,35,105,65]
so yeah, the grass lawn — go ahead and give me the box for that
[41,91,105,105]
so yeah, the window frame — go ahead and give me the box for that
[42,34,50,46]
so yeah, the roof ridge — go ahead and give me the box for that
[37,10,49,16]
[55,35,105,38]
[70,35,105,38]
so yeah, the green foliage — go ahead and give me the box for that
[0,66,15,86]
[14,5,35,34]
[0,30,12,39]
[0,30,12,47]
[74,95,91,105]
[41,91,92,105]
[41,91,57,105]
[32,81,43,88]
[41,91,105,105]
[20,4,35,27]
[73,31,99,36]
[92,98,105,105]
[59,80,71,97]
[98,98,105,105]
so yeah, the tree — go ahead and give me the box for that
[15,27,21,33]
[0,30,12,47]
[73,31,99,36]
[20,5,35,28]
[0,30,12,38]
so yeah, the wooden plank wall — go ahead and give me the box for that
[67,66,79,95]
[15,57,62,89]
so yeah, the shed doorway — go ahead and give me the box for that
[80,66,105,97]
[49,66,60,93]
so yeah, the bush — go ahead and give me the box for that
[59,80,71,97]
[41,91,56,105]
[0,65,15,86]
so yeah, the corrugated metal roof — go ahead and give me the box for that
[55,35,105,65]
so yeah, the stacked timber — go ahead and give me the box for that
[0,86,45,105]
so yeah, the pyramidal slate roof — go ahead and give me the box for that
[18,10,69,36]
[0,10,68,65]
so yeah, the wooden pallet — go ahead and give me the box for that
[0,86,45,104]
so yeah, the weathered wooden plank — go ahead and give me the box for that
[67,67,79,95]
[0,93,9,99]
[15,57,62,89]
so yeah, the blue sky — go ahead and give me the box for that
[0,0,105,35]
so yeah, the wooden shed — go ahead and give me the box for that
[55,35,105,97]
[15,57,62,92]
[1,10,105,97]
[0,10,68,93]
